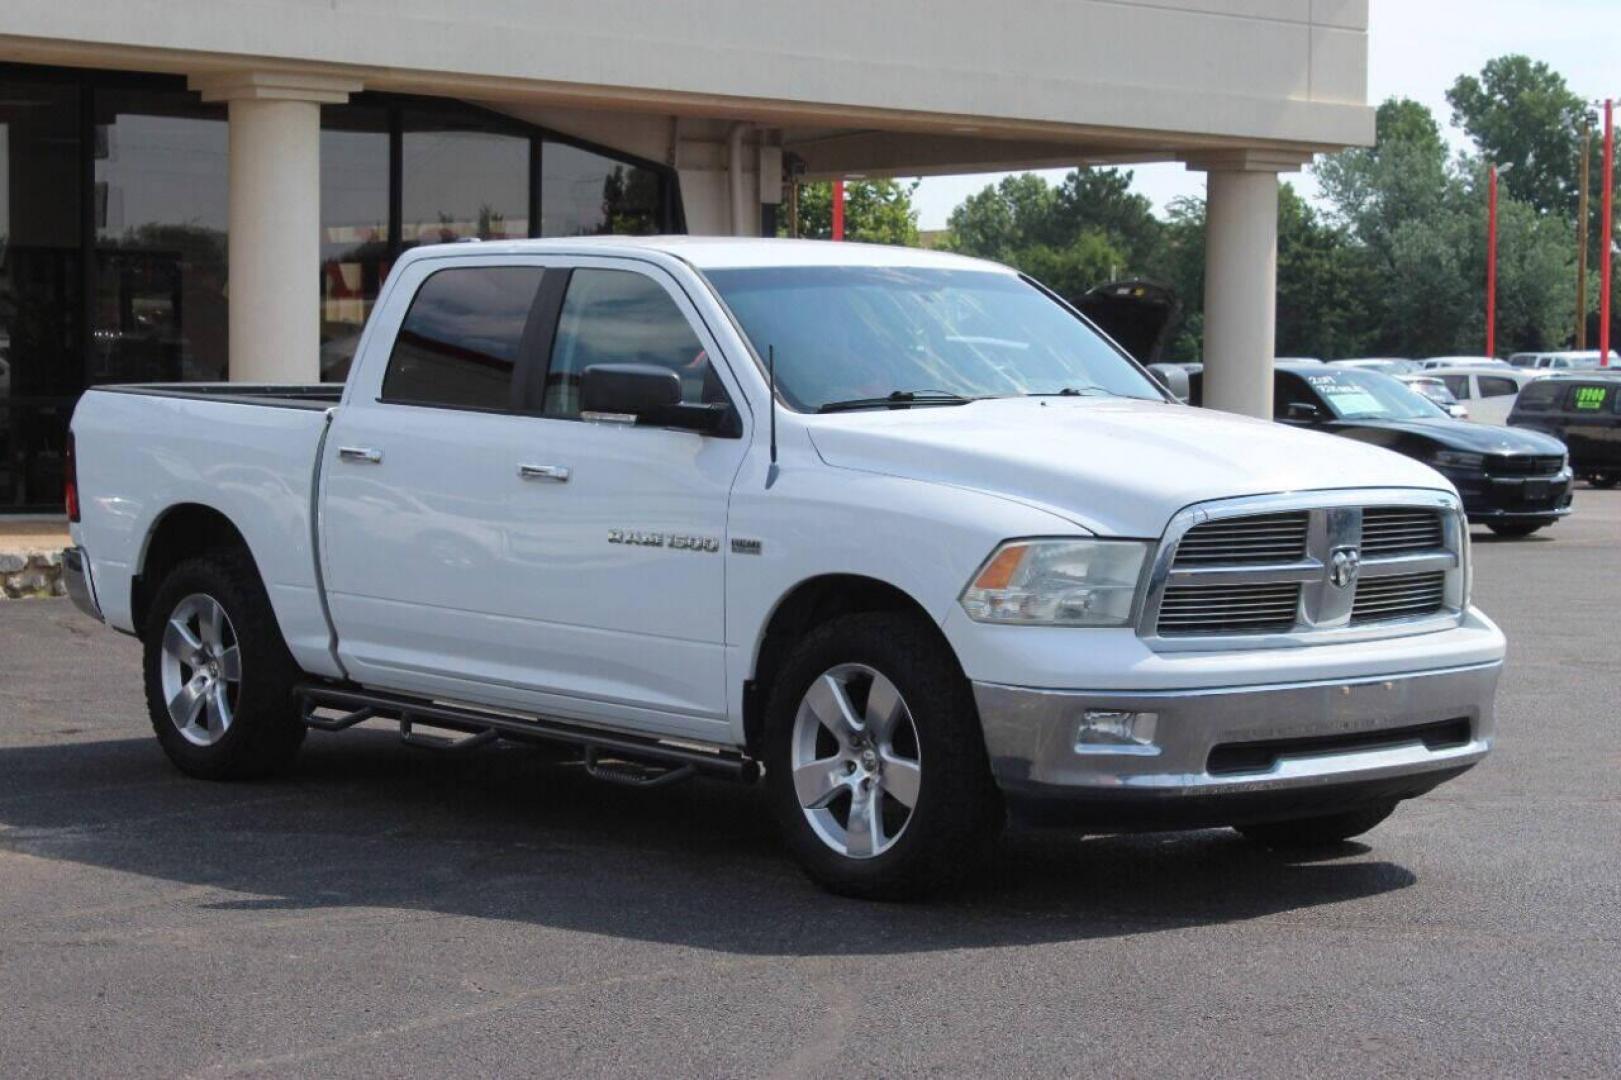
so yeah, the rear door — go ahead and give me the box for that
[321,255,555,692]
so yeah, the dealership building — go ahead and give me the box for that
[0,0,1372,512]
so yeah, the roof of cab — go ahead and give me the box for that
[399,235,1013,273]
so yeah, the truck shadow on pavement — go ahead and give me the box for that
[0,730,1416,953]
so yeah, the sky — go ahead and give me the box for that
[911,0,1621,230]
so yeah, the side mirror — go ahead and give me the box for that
[579,363,739,437]
[1285,401,1322,422]
[1146,364,1190,402]
[581,363,682,416]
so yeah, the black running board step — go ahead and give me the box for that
[296,683,758,782]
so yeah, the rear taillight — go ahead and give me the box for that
[64,432,80,523]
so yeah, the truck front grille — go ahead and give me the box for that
[1157,582,1302,635]
[1171,511,1308,566]
[1146,496,1462,644]
[1350,571,1447,624]
[1360,507,1444,555]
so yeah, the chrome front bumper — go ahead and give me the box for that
[975,661,1498,827]
[61,546,103,621]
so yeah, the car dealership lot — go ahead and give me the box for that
[2,494,1618,1079]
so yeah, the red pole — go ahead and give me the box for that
[1601,99,1614,366]
[1486,165,1498,358]
[831,180,845,241]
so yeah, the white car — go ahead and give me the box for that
[1418,355,1513,371]
[1424,366,1544,425]
[1397,374,1469,419]
[61,237,1504,898]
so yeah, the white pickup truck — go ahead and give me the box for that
[63,237,1504,898]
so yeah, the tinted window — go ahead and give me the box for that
[1440,375,1470,398]
[543,270,722,418]
[381,267,544,409]
[1478,376,1518,398]
[1512,380,1560,411]
[706,266,1162,411]
[1273,371,1320,417]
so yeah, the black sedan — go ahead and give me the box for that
[1273,365,1573,536]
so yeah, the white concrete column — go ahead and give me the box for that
[1186,150,1310,419]
[190,72,361,384]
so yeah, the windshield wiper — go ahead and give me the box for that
[1027,386,1106,397]
[816,390,975,413]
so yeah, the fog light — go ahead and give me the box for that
[1075,709,1160,755]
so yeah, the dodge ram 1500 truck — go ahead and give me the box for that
[63,237,1505,898]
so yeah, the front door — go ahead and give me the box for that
[495,261,750,741]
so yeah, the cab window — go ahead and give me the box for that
[1478,376,1519,398]
[1440,374,1470,398]
[1273,371,1321,418]
[381,266,545,410]
[542,269,727,418]
[1512,380,1560,411]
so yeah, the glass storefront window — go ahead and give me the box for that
[92,88,229,385]
[0,63,683,511]
[401,111,529,247]
[542,141,663,237]
[320,106,390,382]
[0,78,82,508]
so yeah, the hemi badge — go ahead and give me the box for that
[731,538,763,555]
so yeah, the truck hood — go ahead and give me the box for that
[805,396,1452,537]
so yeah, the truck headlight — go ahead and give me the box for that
[1431,450,1484,471]
[960,540,1148,627]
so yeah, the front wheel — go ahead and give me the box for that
[1235,802,1396,850]
[763,612,1003,900]
[1589,475,1618,490]
[1486,520,1546,538]
[142,551,306,780]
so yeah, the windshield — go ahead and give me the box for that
[1305,369,1448,420]
[703,266,1165,411]
[1406,378,1459,406]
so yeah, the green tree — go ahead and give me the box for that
[1446,55,1594,215]
[786,179,921,246]
[1275,185,1378,360]
[940,173,1062,260]
[1315,98,1450,265]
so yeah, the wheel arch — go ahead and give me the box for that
[742,573,959,757]
[130,503,263,633]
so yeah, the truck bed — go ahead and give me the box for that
[70,383,343,679]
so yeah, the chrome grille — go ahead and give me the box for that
[1172,511,1309,566]
[1350,571,1447,624]
[1157,582,1301,635]
[1143,493,1464,647]
[1360,507,1444,556]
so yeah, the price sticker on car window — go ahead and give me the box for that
[1308,374,1382,416]
[1573,386,1610,410]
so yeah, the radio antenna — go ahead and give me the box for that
[768,344,778,465]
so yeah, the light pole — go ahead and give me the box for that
[1486,162,1512,359]
[1602,98,1614,366]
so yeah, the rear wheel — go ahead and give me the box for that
[763,612,1003,900]
[142,551,305,780]
[1486,521,1545,538]
[1235,802,1396,850]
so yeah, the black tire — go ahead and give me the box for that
[762,612,1003,900]
[1234,801,1396,850]
[141,550,306,780]
[1590,475,1618,489]
[1486,521,1545,538]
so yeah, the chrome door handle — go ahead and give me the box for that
[518,463,571,483]
[337,446,383,464]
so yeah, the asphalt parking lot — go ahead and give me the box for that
[2,493,1618,1079]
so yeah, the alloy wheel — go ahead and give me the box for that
[158,593,241,747]
[789,663,923,859]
